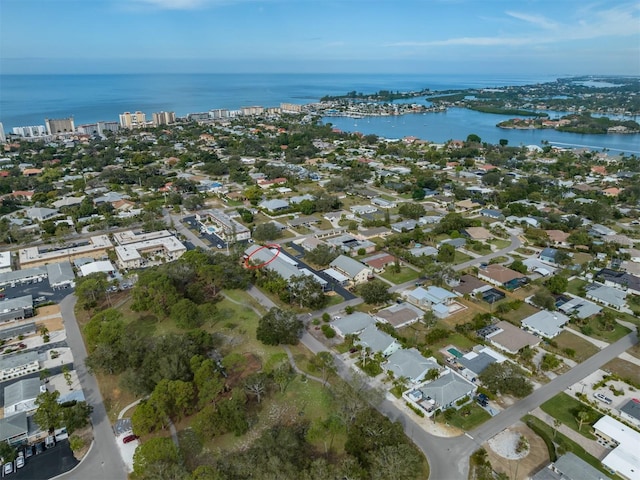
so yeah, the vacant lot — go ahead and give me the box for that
[379,266,421,284]
[540,393,600,440]
[499,302,540,324]
[603,358,640,387]
[485,422,550,480]
[541,331,599,363]
[444,403,490,431]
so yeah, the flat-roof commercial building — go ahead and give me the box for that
[18,235,112,268]
[593,415,640,480]
[0,295,33,323]
[0,351,40,381]
[0,251,11,273]
[195,210,251,242]
[114,231,186,270]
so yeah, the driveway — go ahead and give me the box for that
[57,295,127,480]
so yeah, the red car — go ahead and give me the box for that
[122,434,138,444]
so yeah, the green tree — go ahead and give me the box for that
[256,308,303,346]
[170,298,202,329]
[309,351,336,385]
[191,357,225,408]
[531,288,556,310]
[368,444,424,480]
[478,362,533,398]
[75,272,109,309]
[509,259,528,274]
[62,401,93,434]
[437,244,456,263]
[34,390,64,434]
[132,437,183,479]
[252,222,282,242]
[305,244,340,267]
[244,372,268,403]
[357,279,391,305]
[398,203,425,220]
[288,274,328,309]
[546,276,568,295]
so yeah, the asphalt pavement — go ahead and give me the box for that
[57,295,127,480]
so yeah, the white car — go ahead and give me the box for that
[3,462,13,475]
[594,392,613,405]
[15,455,24,469]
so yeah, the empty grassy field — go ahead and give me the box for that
[379,266,421,284]
[541,330,599,363]
[603,358,640,387]
[499,302,540,324]
[444,403,491,430]
[540,393,600,440]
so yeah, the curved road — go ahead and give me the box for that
[58,295,127,480]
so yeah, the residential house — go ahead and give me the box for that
[328,255,372,284]
[440,238,467,249]
[3,378,43,417]
[455,199,481,211]
[391,219,419,232]
[480,209,504,220]
[356,325,401,357]
[407,369,476,414]
[331,312,376,337]
[463,227,493,241]
[384,349,440,384]
[362,253,397,272]
[539,247,559,264]
[298,237,326,252]
[545,230,571,248]
[619,399,640,429]
[480,320,540,354]
[477,264,527,290]
[350,205,378,215]
[410,245,438,257]
[593,415,640,480]
[195,209,252,242]
[327,234,376,255]
[590,224,616,237]
[331,313,376,337]
[374,303,425,329]
[371,197,396,209]
[523,257,557,277]
[356,227,392,240]
[558,296,602,320]
[586,284,627,310]
[258,199,290,213]
[532,452,612,480]
[521,310,570,338]
[596,268,640,295]
[25,207,60,222]
[457,352,497,382]
[114,231,187,270]
[0,412,29,446]
[451,274,490,296]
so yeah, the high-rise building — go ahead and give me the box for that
[97,121,119,134]
[0,123,5,143]
[280,103,303,113]
[45,117,75,135]
[240,106,264,116]
[119,111,147,129]
[12,126,46,137]
[152,111,176,126]
[77,123,99,135]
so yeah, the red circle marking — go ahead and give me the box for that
[244,244,282,270]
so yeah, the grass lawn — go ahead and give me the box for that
[444,403,491,430]
[325,293,346,308]
[523,415,623,480]
[379,266,421,284]
[491,239,511,250]
[603,358,640,387]
[454,251,473,264]
[583,314,632,342]
[566,278,587,296]
[498,302,540,324]
[540,392,601,440]
[542,330,599,363]
[572,252,593,266]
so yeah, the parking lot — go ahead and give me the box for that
[0,281,72,306]
[4,439,78,479]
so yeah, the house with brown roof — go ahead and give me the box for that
[545,230,570,248]
[477,264,526,289]
[451,274,490,296]
[22,168,42,177]
[602,187,621,197]
[362,252,397,272]
[374,303,425,329]
[482,320,540,354]
[463,227,493,241]
[455,199,481,211]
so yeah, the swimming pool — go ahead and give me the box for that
[447,347,463,358]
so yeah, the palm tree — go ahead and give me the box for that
[553,418,561,439]
[576,410,590,431]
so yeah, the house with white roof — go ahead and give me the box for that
[404,369,476,416]
[328,255,372,284]
[586,284,627,310]
[558,296,602,319]
[356,325,401,357]
[384,349,440,384]
[521,310,570,338]
[593,415,640,480]
[406,286,458,318]
[332,313,376,337]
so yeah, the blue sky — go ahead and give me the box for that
[1,0,639,74]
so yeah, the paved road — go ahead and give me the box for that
[453,234,522,272]
[57,295,127,480]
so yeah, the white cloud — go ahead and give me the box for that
[387,3,640,50]
[132,0,244,9]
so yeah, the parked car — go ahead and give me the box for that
[35,296,46,302]
[45,436,56,448]
[35,442,45,455]
[24,446,34,458]
[15,455,24,469]
[122,434,138,444]
[3,462,13,475]
[476,393,489,407]
[594,393,613,405]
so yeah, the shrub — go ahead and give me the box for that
[321,324,336,339]
[405,402,425,417]
[525,418,557,462]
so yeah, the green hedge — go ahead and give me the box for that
[525,416,557,462]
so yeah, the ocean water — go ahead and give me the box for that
[1,73,637,153]
[0,73,558,129]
